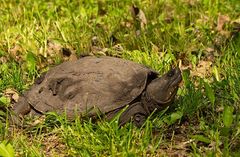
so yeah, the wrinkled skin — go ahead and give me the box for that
[12,56,182,127]
[119,68,182,127]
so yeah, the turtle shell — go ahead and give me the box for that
[23,56,158,118]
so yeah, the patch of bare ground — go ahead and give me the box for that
[10,127,67,157]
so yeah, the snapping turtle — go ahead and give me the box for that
[12,56,182,127]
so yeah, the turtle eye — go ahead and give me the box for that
[167,69,175,77]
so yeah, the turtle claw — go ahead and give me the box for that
[132,113,146,128]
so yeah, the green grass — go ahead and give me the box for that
[0,0,240,156]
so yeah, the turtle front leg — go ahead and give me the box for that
[119,102,148,127]
[11,96,31,126]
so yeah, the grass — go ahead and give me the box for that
[0,0,240,156]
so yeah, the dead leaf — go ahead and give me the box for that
[46,40,62,57]
[120,21,132,28]
[214,33,231,48]
[138,9,147,29]
[205,47,215,53]
[136,30,141,36]
[68,53,78,61]
[106,44,124,57]
[11,128,66,157]
[42,134,66,157]
[151,134,191,157]
[151,42,159,54]
[191,60,212,78]
[61,47,78,61]
[90,44,124,57]
[3,88,19,103]
[90,46,108,56]
[130,5,140,19]
[112,44,124,52]
[217,14,230,32]
[91,36,99,46]
[130,5,147,30]
[41,40,78,64]
[9,45,21,56]
[178,53,191,70]
[30,115,46,126]
[9,44,23,62]
[216,106,224,112]
[38,40,63,68]
[203,47,216,62]
[0,56,8,63]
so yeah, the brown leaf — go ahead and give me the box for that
[203,47,216,62]
[68,53,78,61]
[130,5,140,19]
[112,44,124,52]
[0,56,8,63]
[213,33,230,49]
[46,40,62,57]
[151,42,159,54]
[30,115,46,126]
[152,134,191,157]
[9,44,23,62]
[138,10,147,29]
[38,40,63,68]
[130,5,147,30]
[43,40,78,64]
[91,36,99,46]
[217,14,230,32]
[3,88,19,103]
[61,47,78,61]
[191,60,212,78]
[120,21,132,28]
[43,134,66,157]
[90,46,108,56]
[205,47,215,53]
[106,44,124,57]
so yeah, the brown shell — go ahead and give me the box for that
[24,56,158,118]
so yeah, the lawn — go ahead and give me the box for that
[0,0,240,156]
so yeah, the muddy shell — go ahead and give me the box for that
[13,56,182,127]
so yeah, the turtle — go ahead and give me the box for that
[12,56,182,127]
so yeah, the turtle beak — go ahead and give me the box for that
[168,67,182,88]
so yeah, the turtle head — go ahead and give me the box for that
[146,67,182,106]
